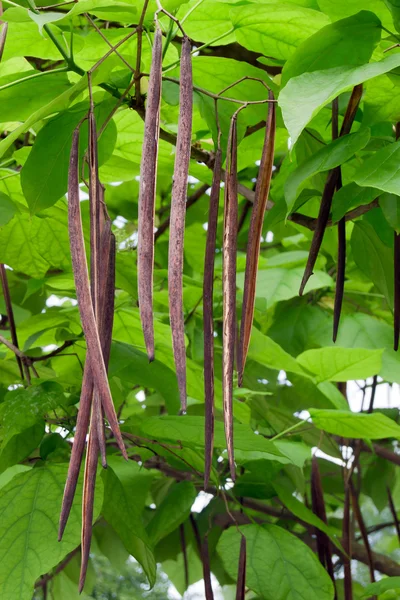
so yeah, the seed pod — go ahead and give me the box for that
[138,26,163,361]
[0,264,23,379]
[67,126,127,460]
[79,425,98,593]
[299,85,363,296]
[235,534,246,600]
[203,146,222,490]
[201,535,214,600]
[168,36,193,411]
[333,217,346,342]
[238,93,275,385]
[349,481,375,588]
[387,485,400,544]
[223,112,239,481]
[342,482,353,600]
[179,523,189,591]
[88,97,107,468]
[0,23,8,63]
[189,515,214,599]
[311,456,335,587]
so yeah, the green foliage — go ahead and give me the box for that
[1,0,400,599]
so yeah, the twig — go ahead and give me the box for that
[0,264,23,378]
[135,0,150,105]
[155,183,209,240]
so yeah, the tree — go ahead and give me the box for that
[1,0,400,599]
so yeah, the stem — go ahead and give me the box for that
[135,0,150,105]
[0,67,69,93]
[162,27,235,73]
[161,76,276,105]
[270,419,307,441]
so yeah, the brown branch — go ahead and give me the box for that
[0,264,24,378]
[288,199,379,231]
[135,0,150,106]
[155,182,209,241]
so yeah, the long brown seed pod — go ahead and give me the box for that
[88,87,107,468]
[179,523,189,591]
[201,535,214,600]
[235,534,247,600]
[333,217,346,342]
[67,126,127,459]
[58,362,93,541]
[0,264,24,379]
[342,482,353,600]
[189,515,214,599]
[332,98,345,343]
[311,456,336,588]
[395,233,400,351]
[138,26,162,362]
[168,35,193,412]
[223,111,240,481]
[299,85,363,295]
[0,22,8,63]
[237,92,275,385]
[349,481,375,588]
[79,425,98,593]
[59,216,116,541]
[387,485,400,544]
[203,141,222,490]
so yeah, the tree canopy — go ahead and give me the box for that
[1,0,400,599]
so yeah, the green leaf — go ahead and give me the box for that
[380,192,400,232]
[0,192,16,227]
[0,72,72,123]
[354,140,400,195]
[146,481,197,545]
[217,524,334,600]
[297,347,383,381]
[309,408,400,439]
[0,463,103,600]
[317,0,393,27]
[384,0,400,31]
[101,457,157,586]
[273,482,344,553]
[140,416,287,461]
[360,576,400,597]
[0,465,31,491]
[175,0,236,45]
[246,327,305,375]
[237,267,333,306]
[351,220,394,308]
[0,74,87,161]
[65,0,138,23]
[231,4,330,61]
[363,73,400,126]
[279,52,400,146]
[27,10,66,34]
[21,101,117,214]
[282,10,381,85]
[331,182,379,222]
[285,128,370,211]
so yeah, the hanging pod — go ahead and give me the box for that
[203,142,222,490]
[311,456,336,591]
[235,534,247,600]
[168,35,193,412]
[137,26,163,361]
[238,91,275,385]
[299,85,363,296]
[223,110,240,481]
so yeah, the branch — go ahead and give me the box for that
[288,199,379,231]
[155,183,209,240]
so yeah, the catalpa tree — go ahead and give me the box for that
[0,1,400,599]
